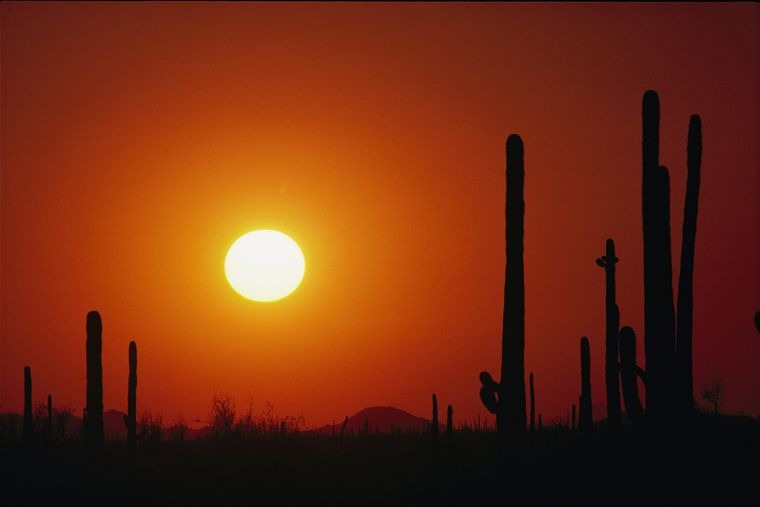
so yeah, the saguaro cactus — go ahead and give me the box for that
[596,239,621,429]
[675,115,702,416]
[479,134,527,451]
[126,340,137,468]
[85,311,104,449]
[23,366,33,446]
[619,326,644,426]
[47,394,53,444]
[431,393,439,445]
[640,90,702,423]
[579,337,592,430]
[446,405,453,438]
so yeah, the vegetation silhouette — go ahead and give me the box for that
[596,238,621,430]
[638,90,702,425]
[3,90,758,505]
[579,336,592,431]
[479,134,526,453]
[23,366,33,447]
[85,311,104,451]
[125,340,137,470]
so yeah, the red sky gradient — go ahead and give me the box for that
[2,3,758,427]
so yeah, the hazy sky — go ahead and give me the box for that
[2,3,757,426]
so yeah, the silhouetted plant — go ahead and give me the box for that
[85,311,104,450]
[446,404,453,438]
[529,372,535,433]
[431,393,439,450]
[641,91,702,423]
[23,366,33,447]
[571,404,576,431]
[596,239,621,429]
[619,326,644,427]
[46,394,52,445]
[209,393,236,434]
[126,340,137,469]
[579,337,592,431]
[755,312,759,333]
[699,377,724,415]
[479,134,527,452]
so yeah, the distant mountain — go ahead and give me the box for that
[312,406,441,435]
[104,409,127,439]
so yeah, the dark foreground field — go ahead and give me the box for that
[3,415,758,505]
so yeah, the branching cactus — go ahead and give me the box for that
[596,239,621,429]
[479,134,527,452]
[431,393,439,449]
[641,91,702,423]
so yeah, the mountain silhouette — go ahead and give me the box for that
[313,406,441,435]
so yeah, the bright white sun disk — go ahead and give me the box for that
[225,230,305,302]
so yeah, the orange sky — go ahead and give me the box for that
[2,3,758,427]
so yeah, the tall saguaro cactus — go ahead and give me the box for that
[579,337,592,430]
[638,91,702,423]
[479,134,527,452]
[127,340,137,468]
[85,311,104,450]
[675,115,702,416]
[619,326,644,426]
[23,366,33,446]
[596,238,621,429]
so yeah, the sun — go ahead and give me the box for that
[224,230,305,302]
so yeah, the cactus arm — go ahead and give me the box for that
[479,371,499,414]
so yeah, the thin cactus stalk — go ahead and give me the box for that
[23,366,33,446]
[431,393,439,448]
[479,134,527,452]
[596,239,621,429]
[675,115,701,417]
[47,394,53,444]
[446,405,453,438]
[579,337,592,430]
[127,340,137,468]
[571,404,576,431]
[619,326,645,426]
[85,311,104,450]
[529,372,535,433]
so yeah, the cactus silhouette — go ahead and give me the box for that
[431,393,439,449]
[23,366,33,447]
[579,337,592,431]
[619,326,645,426]
[755,312,760,333]
[126,340,137,469]
[446,404,453,437]
[596,239,621,429]
[529,372,535,433]
[675,114,702,416]
[640,90,702,422]
[47,394,53,444]
[571,404,576,431]
[479,134,527,452]
[85,311,104,450]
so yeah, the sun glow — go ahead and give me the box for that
[224,230,305,302]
